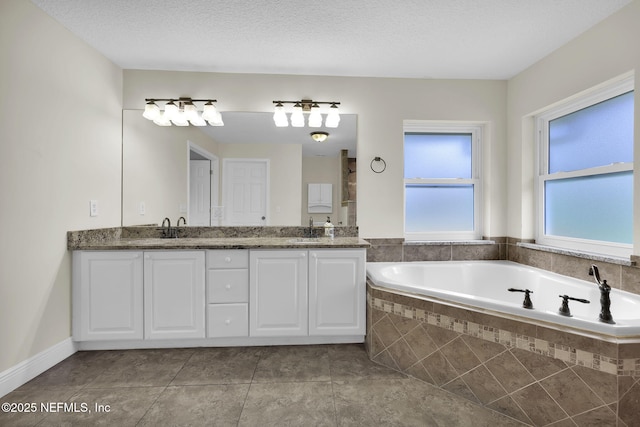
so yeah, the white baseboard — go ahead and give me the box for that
[0,338,77,398]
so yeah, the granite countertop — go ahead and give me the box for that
[68,226,369,250]
[73,236,370,250]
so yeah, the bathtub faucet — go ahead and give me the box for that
[508,288,533,309]
[558,295,590,317]
[589,265,615,324]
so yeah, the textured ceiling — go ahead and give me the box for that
[31,0,631,80]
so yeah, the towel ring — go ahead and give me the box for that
[370,157,386,173]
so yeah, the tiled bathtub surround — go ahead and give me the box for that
[366,237,640,297]
[366,238,507,263]
[366,285,640,426]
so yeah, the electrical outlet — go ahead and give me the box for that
[139,201,146,215]
[90,200,98,217]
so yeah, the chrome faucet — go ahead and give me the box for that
[589,265,615,324]
[161,217,172,238]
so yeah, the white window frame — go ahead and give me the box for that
[535,75,634,257]
[403,121,483,241]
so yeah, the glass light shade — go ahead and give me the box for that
[190,113,206,126]
[183,103,199,121]
[202,102,217,121]
[310,131,329,142]
[171,111,189,126]
[308,109,322,127]
[291,106,305,127]
[143,102,160,120]
[163,101,178,121]
[273,105,288,127]
[207,111,224,126]
[325,106,340,128]
[153,112,172,126]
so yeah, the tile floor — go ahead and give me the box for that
[1,344,527,426]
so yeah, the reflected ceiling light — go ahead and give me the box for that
[272,99,340,128]
[142,98,223,126]
[310,131,329,142]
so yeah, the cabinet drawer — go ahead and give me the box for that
[207,250,248,269]
[207,269,248,303]
[207,303,248,337]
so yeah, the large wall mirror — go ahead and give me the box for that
[122,110,357,227]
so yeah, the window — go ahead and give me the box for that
[403,122,482,240]
[536,76,634,257]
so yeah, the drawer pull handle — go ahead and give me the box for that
[225,284,231,290]
[225,319,231,325]
[224,257,232,263]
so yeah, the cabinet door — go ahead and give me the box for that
[144,251,205,340]
[309,249,366,336]
[249,250,308,336]
[72,251,143,341]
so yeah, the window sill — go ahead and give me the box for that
[517,242,634,266]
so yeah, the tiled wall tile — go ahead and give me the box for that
[539,369,605,416]
[571,406,617,427]
[403,244,451,261]
[451,244,500,260]
[484,352,535,393]
[461,365,507,405]
[487,396,533,425]
[617,380,640,427]
[510,383,567,426]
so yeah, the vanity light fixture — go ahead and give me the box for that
[272,99,340,128]
[310,131,329,142]
[143,98,224,126]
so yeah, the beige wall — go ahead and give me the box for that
[506,0,640,251]
[122,110,220,226]
[302,156,341,225]
[0,1,122,372]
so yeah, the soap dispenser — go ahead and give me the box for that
[324,216,335,239]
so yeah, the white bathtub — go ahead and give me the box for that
[366,260,640,337]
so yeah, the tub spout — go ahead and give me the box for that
[558,295,590,317]
[589,265,615,324]
[508,288,533,309]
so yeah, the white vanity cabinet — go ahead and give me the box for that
[143,251,206,340]
[73,244,366,347]
[249,248,365,338]
[206,250,249,338]
[72,251,144,341]
[249,250,308,337]
[309,249,366,336]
